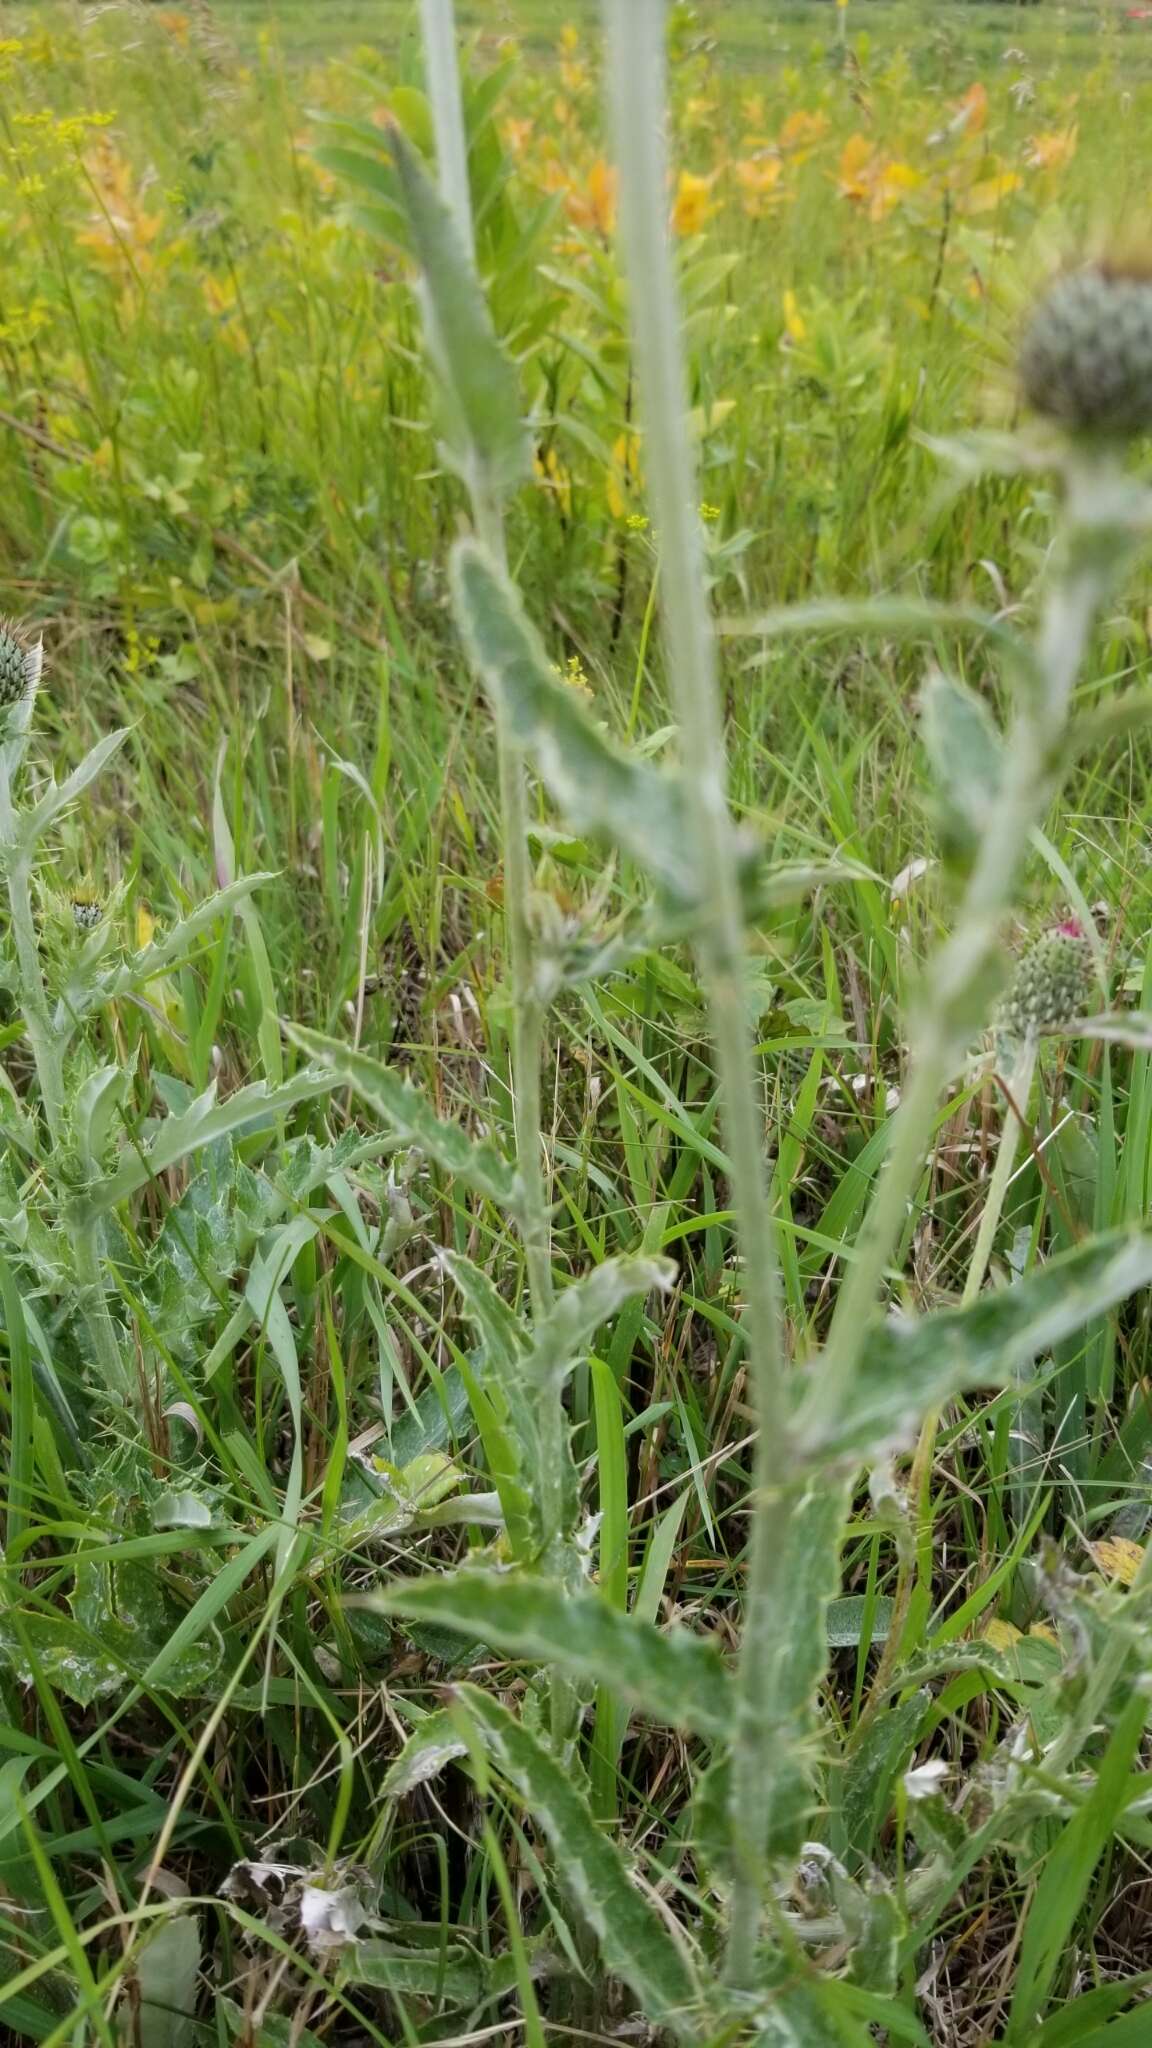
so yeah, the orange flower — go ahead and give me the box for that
[671,169,715,236]
[733,154,783,217]
[779,108,829,155]
[837,135,920,220]
[1026,125,1078,172]
[955,81,988,135]
[569,157,617,237]
[836,133,874,204]
[77,139,164,277]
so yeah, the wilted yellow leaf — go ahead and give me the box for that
[982,1618,1021,1651]
[1090,1537,1145,1587]
[959,172,1020,216]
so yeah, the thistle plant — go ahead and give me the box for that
[303,11,1152,2042]
[0,655,313,1426]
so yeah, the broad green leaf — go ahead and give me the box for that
[382,1710,468,1797]
[281,1024,519,1206]
[450,539,701,901]
[130,1913,201,2048]
[438,1249,528,1371]
[71,1061,133,1167]
[803,1228,1152,1460]
[0,1611,122,1706]
[73,1547,222,1698]
[348,1938,484,2006]
[525,1254,675,1389]
[454,1685,700,2037]
[372,1570,732,1738]
[389,125,529,494]
[71,1069,341,1221]
[919,668,1002,872]
[834,1689,930,1864]
[826,1594,894,1648]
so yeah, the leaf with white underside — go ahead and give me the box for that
[388,125,529,495]
[382,1710,468,1797]
[453,1684,700,2038]
[451,538,702,902]
[130,1913,201,2048]
[1065,1012,1152,1050]
[920,668,1002,870]
[370,1571,732,1739]
[71,1070,342,1221]
[282,1023,519,1206]
[802,1227,1152,1458]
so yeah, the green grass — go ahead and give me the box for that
[3,1,1152,2042]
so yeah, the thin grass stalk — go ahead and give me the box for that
[800,451,1136,1444]
[603,0,790,1986]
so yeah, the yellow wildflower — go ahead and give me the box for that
[671,169,715,236]
[782,289,806,343]
[607,431,642,520]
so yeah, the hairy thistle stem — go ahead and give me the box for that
[800,451,1140,1446]
[604,0,791,1985]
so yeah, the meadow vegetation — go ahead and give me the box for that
[7,1,1152,2043]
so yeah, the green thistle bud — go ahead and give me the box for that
[1019,261,1152,439]
[70,894,102,933]
[0,619,39,712]
[998,928,1094,1039]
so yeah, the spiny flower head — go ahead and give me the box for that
[70,893,102,933]
[1019,259,1152,439]
[998,926,1095,1039]
[0,619,40,713]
